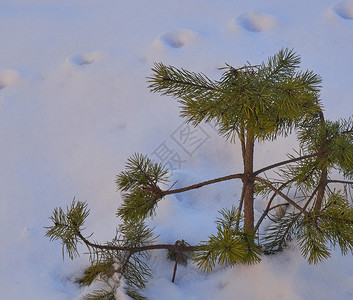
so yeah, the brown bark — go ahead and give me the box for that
[313,112,328,213]
[160,153,317,200]
[164,173,243,196]
[313,167,327,213]
[76,228,200,253]
[242,133,255,233]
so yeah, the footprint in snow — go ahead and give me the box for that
[235,12,277,32]
[68,51,103,66]
[0,69,18,89]
[333,1,353,19]
[141,29,198,62]
[160,29,198,48]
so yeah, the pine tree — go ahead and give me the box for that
[46,49,353,299]
[148,48,322,233]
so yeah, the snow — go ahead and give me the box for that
[0,0,352,299]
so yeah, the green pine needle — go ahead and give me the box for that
[148,48,322,143]
[194,206,261,272]
[82,288,115,300]
[116,153,169,221]
[76,260,115,287]
[45,199,90,260]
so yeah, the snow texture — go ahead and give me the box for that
[0,0,353,299]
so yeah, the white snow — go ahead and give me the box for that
[0,0,353,299]
[236,12,277,33]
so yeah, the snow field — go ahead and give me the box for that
[0,1,353,299]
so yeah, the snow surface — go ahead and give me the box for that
[1,0,353,299]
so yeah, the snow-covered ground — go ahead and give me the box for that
[1,1,353,299]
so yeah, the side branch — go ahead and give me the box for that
[253,153,317,176]
[156,77,216,92]
[253,176,309,216]
[327,180,353,185]
[75,228,200,254]
[255,179,294,231]
[164,173,244,195]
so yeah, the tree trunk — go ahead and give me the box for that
[242,133,255,233]
[314,112,327,214]
[314,167,327,213]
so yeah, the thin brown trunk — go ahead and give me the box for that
[242,133,255,233]
[314,112,328,213]
[314,168,327,213]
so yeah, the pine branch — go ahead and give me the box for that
[297,218,331,264]
[235,183,246,231]
[164,173,244,195]
[253,153,318,176]
[116,150,321,226]
[263,182,319,253]
[45,199,90,260]
[129,152,319,200]
[76,260,115,287]
[276,186,320,250]
[327,180,353,185]
[46,200,204,298]
[260,48,300,83]
[116,153,168,221]
[255,179,294,231]
[82,288,115,300]
[125,287,148,300]
[298,117,353,179]
[148,63,219,101]
[194,207,261,272]
[253,176,309,215]
[73,227,199,254]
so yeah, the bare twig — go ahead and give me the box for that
[253,176,309,216]
[253,153,317,177]
[327,180,353,185]
[74,227,200,254]
[255,179,294,231]
[163,173,244,195]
